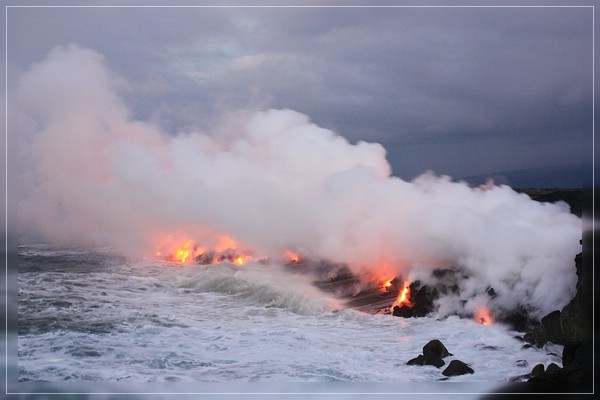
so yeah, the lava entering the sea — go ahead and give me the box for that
[474,307,494,325]
[285,250,301,263]
[396,282,412,307]
[154,234,254,266]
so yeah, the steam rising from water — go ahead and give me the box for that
[14,44,581,319]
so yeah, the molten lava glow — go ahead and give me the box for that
[173,241,192,263]
[285,250,300,263]
[474,308,494,325]
[234,255,249,265]
[397,282,412,306]
[154,231,259,267]
[177,249,189,263]
[381,278,394,291]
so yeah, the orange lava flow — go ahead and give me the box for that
[381,278,394,291]
[396,282,412,306]
[154,232,258,266]
[233,255,250,265]
[158,240,196,264]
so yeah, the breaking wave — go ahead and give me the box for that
[150,261,343,316]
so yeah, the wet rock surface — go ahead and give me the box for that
[406,340,468,374]
[442,360,474,376]
[519,250,591,386]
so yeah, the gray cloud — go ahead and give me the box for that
[7,3,592,185]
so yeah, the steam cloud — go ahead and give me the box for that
[14,44,582,319]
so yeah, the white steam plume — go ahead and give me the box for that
[14,45,581,318]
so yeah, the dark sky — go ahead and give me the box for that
[6,1,594,187]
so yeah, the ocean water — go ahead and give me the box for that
[15,244,564,394]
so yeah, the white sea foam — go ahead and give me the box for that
[18,253,563,386]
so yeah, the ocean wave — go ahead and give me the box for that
[160,262,342,316]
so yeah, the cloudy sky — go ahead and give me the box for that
[6,1,594,187]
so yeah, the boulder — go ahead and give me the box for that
[442,360,474,376]
[546,363,561,373]
[423,339,452,358]
[529,363,544,378]
[528,363,567,383]
[406,355,425,365]
[423,352,445,368]
[406,353,445,368]
[406,339,451,369]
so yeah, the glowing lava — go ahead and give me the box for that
[474,308,494,325]
[155,238,200,264]
[382,278,394,291]
[154,232,257,266]
[234,255,250,265]
[396,282,412,306]
[285,250,301,263]
[176,247,190,263]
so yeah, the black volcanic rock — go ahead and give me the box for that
[530,363,545,378]
[562,341,581,368]
[560,341,587,383]
[390,268,466,319]
[560,252,585,343]
[481,234,592,396]
[408,281,436,317]
[497,307,537,332]
[392,305,412,318]
[527,346,589,384]
[407,340,452,369]
[546,363,561,373]
[390,280,438,318]
[423,339,452,359]
[442,360,474,376]
[541,310,565,345]
[406,355,425,366]
[523,329,547,348]
[528,362,568,383]
[518,251,585,348]
[195,251,215,265]
[423,353,445,368]
[524,250,591,386]
[406,353,445,368]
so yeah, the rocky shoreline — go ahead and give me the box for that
[308,188,592,391]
